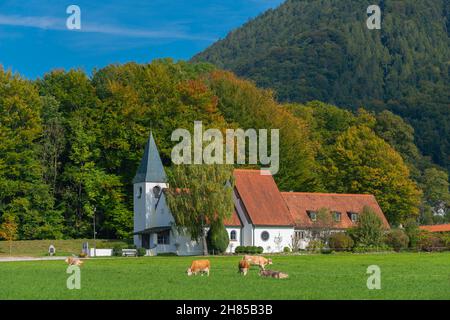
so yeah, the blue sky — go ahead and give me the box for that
[0,0,283,79]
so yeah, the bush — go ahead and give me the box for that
[307,240,324,252]
[207,222,229,254]
[384,229,409,252]
[328,233,354,251]
[321,248,333,254]
[234,246,263,254]
[78,252,87,258]
[350,206,385,247]
[112,244,123,257]
[235,246,244,254]
[440,233,450,249]
[417,231,445,252]
[404,219,420,248]
[283,246,291,253]
[137,248,147,257]
[248,246,257,254]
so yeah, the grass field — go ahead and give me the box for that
[1,252,450,300]
[0,239,128,257]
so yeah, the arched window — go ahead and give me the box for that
[261,231,270,241]
[230,230,237,241]
[137,187,143,199]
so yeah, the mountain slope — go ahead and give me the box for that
[193,0,450,171]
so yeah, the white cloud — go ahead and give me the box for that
[0,14,214,41]
[0,14,62,29]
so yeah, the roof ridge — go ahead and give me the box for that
[281,192,375,197]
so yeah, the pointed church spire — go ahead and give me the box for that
[133,132,167,184]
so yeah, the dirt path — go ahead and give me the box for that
[0,256,67,262]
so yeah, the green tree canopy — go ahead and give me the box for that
[327,126,421,225]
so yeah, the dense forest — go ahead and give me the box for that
[193,0,450,175]
[0,59,448,240]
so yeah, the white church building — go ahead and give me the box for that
[133,133,389,255]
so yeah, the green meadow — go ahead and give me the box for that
[1,253,449,300]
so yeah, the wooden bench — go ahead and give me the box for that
[122,249,137,257]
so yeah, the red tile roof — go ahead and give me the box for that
[419,224,450,232]
[234,169,294,226]
[223,210,242,227]
[281,192,390,229]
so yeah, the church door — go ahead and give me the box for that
[142,234,150,249]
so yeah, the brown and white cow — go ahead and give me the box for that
[65,257,84,267]
[186,259,210,276]
[238,259,250,276]
[243,255,272,270]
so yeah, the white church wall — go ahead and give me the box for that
[253,227,294,253]
[225,227,241,253]
[133,182,147,233]
[172,229,203,256]
[233,191,253,246]
[152,191,174,227]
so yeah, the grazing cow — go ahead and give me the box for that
[187,259,210,276]
[238,259,250,276]
[259,270,289,279]
[65,257,84,267]
[243,255,272,270]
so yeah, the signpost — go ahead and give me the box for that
[48,244,56,256]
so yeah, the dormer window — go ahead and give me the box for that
[348,212,358,223]
[333,211,341,222]
[307,211,317,222]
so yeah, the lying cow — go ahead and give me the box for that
[259,270,289,279]
[187,259,210,276]
[243,255,272,270]
[238,259,250,276]
[65,257,84,267]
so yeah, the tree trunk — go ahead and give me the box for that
[202,233,208,256]
[200,218,208,256]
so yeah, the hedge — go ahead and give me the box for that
[235,246,263,254]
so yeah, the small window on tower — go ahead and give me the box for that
[153,186,162,198]
[137,187,142,199]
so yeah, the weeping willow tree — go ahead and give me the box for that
[166,164,235,256]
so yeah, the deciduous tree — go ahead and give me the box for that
[166,164,234,255]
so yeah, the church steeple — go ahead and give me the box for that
[133,132,167,184]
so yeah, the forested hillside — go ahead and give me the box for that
[193,0,450,173]
[0,60,448,240]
